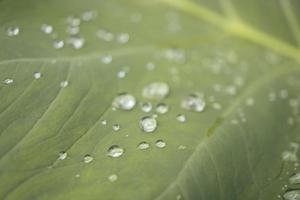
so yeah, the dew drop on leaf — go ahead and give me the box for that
[7,26,20,36]
[155,140,166,148]
[137,142,150,150]
[139,116,157,133]
[97,29,114,42]
[142,82,170,100]
[108,174,118,182]
[181,94,206,112]
[141,102,152,113]
[33,72,42,79]
[117,33,130,44]
[60,80,69,88]
[112,124,120,132]
[58,151,67,160]
[3,78,14,85]
[283,190,300,200]
[289,173,300,184]
[156,103,169,114]
[101,120,107,125]
[83,154,93,163]
[107,145,125,158]
[101,54,113,64]
[53,39,64,49]
[112,93,136,110]
[176,114,186,123]
[41,24,53,34]
[68,36,85,49]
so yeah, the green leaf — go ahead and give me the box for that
[0,0,300,199]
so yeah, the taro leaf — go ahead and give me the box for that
[0,0,300,199]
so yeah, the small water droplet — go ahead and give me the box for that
[289,173,300,184]
[60,80,69,88]
[107,145,125,158]
[53,39,64,49]
[117,70,127,79]
[41,24,53,34]
[68,36,85,49]
[83,154,93,163]
[97,29,114,41]
[101,120,107,125]
[7,26,20,36]
[108,174,118,182]
[81,10,98,21]
[212,102,222,110]
[3,78,14,85]
[139,116,157,133]
[58,151,67,160]
[155,139,166,148]
[146,62,156,71]
[176,114,186,122]
[156,103,169,114]
[66,26,80,35]
[142,82,170,100]
[246,98,254,106]
[112,124,120,131]
[101,55,112,64]
[178,145,187,150]
[283,190,300,200]
[34,72,42,79]
[112,93,136,110]
[117,33,129,44]
[138,142,150,150]
[66,16,81,26]
[181,94,206,112]
[141,102,152,113]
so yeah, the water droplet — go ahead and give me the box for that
[68,36,85,49]
[81,10,98,21]
[246,98,254,106]
[141,102,152,113]
[156,103,169,114]
[181,94,206,112]
[3,78,13,85]
[139,116,157,133]
[60,80,69,88]
[112,124,120,131]
[117,33,129,44]
[283,190,300,200]
[289,173,300,184]
[176,114,186,122]
[280,89,289,99]
[53,39,64,49]
[155,140,166,148]
[138,142,150,150]
[101,120,107,125]
[146,62,156,71]
[41,24,53,34]
[212,102,222,110]
[107,145,125,158]
[7,26,20,36]
[142,82,170,100]
[108,174,118,182]
[83,154,93,163]
[178,145,187,150]
[34,72,42,79]
[101,55,112,64]
[58,151,67,160]
[97,29,114,41]
[112,93,136,110]
[66,16,81,26]
[66,26,80,35]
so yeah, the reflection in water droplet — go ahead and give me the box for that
[181,94,206,112]
[101,55,112,64]
[108,174,118,182]
[138,142,150,150]
[53,39,64,49]
[156,103,169,114]
[112,93,136,110]
[34,72,42,79]
[289,173,300,184]
[176,114,186,122]
[283,190,300,200]
[3,78,14,85]
[139,116,157,133]
[141,102,152,113]
[142,82,170,100]
[7,26,20,36]
[112,124,120,131]
[58,151,67,160]
[107,145,125,158]
[41,24,53,34]
[155,140,166,148]
[60,80,69,88]
[83,154,93,163]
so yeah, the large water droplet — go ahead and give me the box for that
[83,154,94,163]
[141,102,152,113]
[107,145,125,158]
[283,190,300,200]
[3,78,14,85]
[181,94,206,112]
[289,173,300,184]
[142,82,170,100]
[156,103,169,114]
[108,174,118,182]
[176,114,186,122]
[58,151,67,160]
[112,93,136,110]
[139,116,157,133]
[155,140,166,148]
[138,142,150,150]
[41,24,53,34]
[7,26,20,36]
